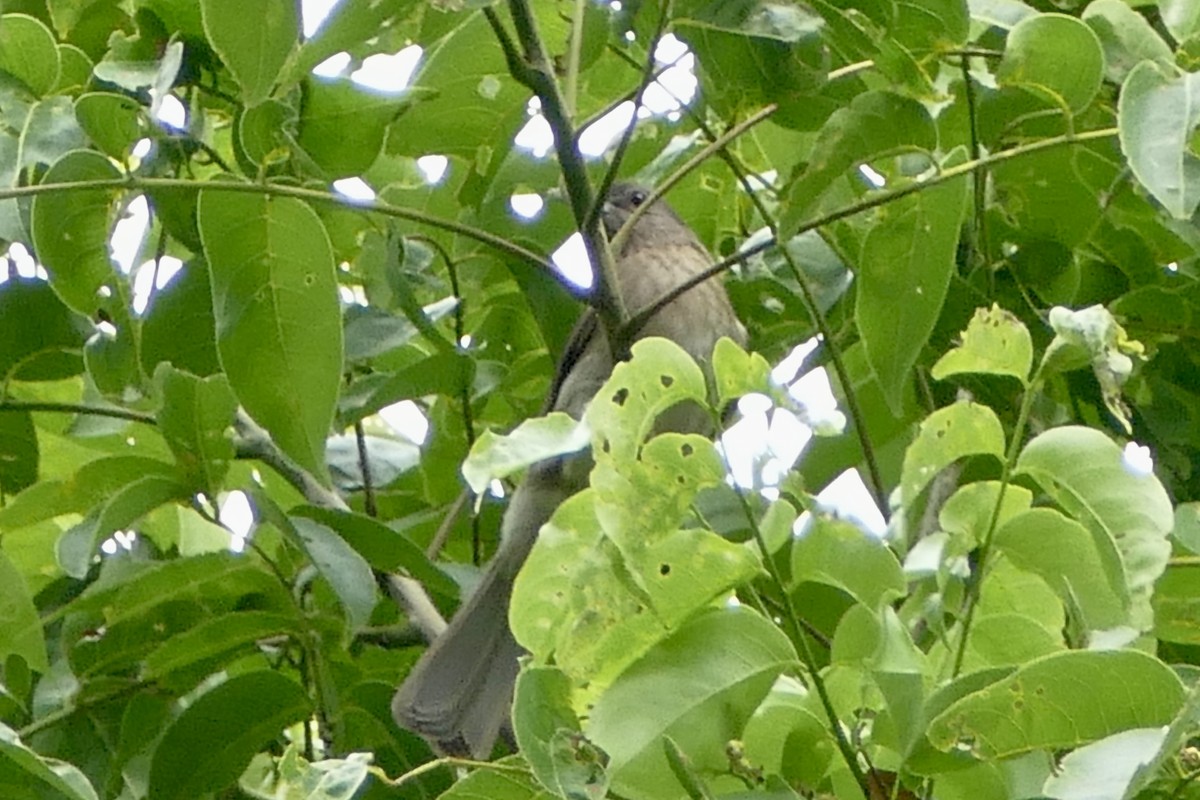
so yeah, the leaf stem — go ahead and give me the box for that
[732,483,870,791]
[950,361,1045,677]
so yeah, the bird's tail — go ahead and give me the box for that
[391,552,524,758]
[391,471,568,758]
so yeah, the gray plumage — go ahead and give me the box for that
[391,182,746,758]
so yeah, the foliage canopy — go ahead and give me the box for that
[0,0,1199,799]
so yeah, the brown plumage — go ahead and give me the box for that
[391,182,747,758]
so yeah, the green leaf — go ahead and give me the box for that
[30,150,123,316]
[198,188,343,483]
[341,297,458,362]
[0,277,86,382]
[155,365,237,500]
[0,14,60,96]
[83,322,141,400]
[791,516,905,608]
[297,78,416,178]
[900,401,1006,507]
[0,550,48,672]
[237,99,293,167]
[58,471,191,578]
[0,409,37,496]
[0,455,173,532]
[266,508,376,630]
[338,351,474,426]
[1158,0,1200,43]
[931,304,1032,385]
[67,552,289,623]
[74,92,144,159]
[741,676,836,786]
[1119,62,1200,220]
[1042,727,1167,800]
[140,261,221,377]
[1043,305,1143,433]
[437,756,541,799]
[239,747,371,800]
[142,611,301,683]
[292,1,422,79]
[857,150,970,414]
[1082,0,1173,84]
[396,11,525,161]
[781,90,937,234]
[53,43,93,94]
[711,336,773,409]
[462,412,591,495]
[1172,502,1200,555]
[1015,426,1173,631]
[147,671,311,800]
[927,650,1184,759]
[939,481,1032,548]
[584,337,710,463]
[674,1,828,122]
[290,505,457,599]
[513,667,609,800]
[200,0,296,105]
[1125,684,1200,798]
[996,13,1103,112]
[586,607,794,799]
[0,723,98,800]
[1152,564,1200,644]
[19,97,88,171]
[994,508,1128,630]
[512,490,761,693]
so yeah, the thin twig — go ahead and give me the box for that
[488,1,628,336]
[0,177,567,295]
[0,401,156,425]
[233,410,448,642]
[353,421,377,518]
[625,127,1120,337]
[589,1,672,229]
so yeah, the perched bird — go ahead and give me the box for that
[392,182,748,758]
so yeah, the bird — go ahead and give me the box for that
[391,181,748,759]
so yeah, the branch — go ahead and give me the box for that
[233,411,448,642]
[590,1,673,229]
[0,177,573,299]
[487,2,628,336]
[0,401,156,425]
[624,127,1121,336]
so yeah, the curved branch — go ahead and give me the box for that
[0,177,575,299]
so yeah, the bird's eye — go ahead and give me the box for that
[629,189,647,206]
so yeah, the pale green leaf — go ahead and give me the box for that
[928,650,1184,759]
[1015,426,1173,631]
[931,304,1032,385]
[1118,62,1200,219]
[586,607,794,799]
[900,401,1006,507]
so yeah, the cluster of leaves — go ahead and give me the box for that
[0,0,1199,799]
